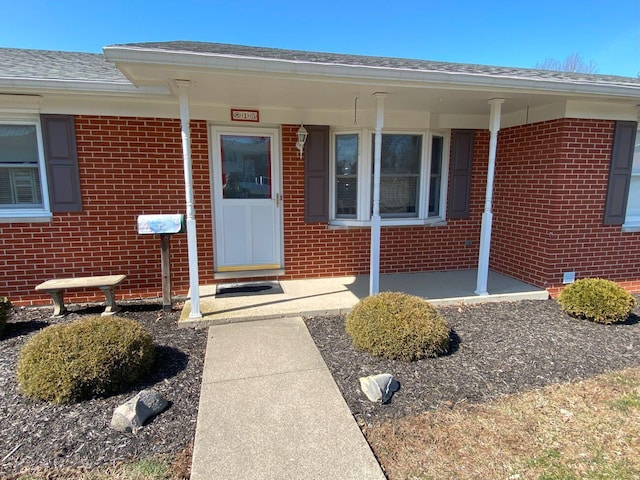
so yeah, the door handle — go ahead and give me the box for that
[275,193,282,207]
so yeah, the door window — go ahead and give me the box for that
[220,135,271,199]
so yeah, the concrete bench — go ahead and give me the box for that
[35,274,127,317]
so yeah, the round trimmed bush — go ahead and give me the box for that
[0,296,12,338]
[557,278,637,324]
[345,292,450,361]
[17,315,155,403]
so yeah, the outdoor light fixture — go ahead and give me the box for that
[296,124,308,158]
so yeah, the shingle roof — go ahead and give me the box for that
[2,42,638,91]
[0,48,129,84]
[113,41,640,88]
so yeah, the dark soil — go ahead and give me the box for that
[305,297,640,427]
[0,302,207,477]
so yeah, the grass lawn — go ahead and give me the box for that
[364,367,640,480]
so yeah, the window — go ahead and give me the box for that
[429,136,444,216]
[331,130,448,225]
[220,135,271,199]
[0,121,48,215]
[0,114,81,221]
[625,127,640,227]
[374,134,421,218]
[335,133,358,218]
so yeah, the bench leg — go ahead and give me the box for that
[46,290,68,317]
[99,286,120,316]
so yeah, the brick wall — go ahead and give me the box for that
[6,119,488,306]
[1,116,214,306]
[6,116,636,307]
[491,118,640,295]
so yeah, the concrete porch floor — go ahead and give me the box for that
[178,269,548,327]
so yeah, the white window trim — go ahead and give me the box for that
[0,114,52,222]
[428,130,450,220]
[329,128,450,227]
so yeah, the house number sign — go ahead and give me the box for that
[230,109,260,122]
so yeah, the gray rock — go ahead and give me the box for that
[359,373,400,403]
[110,389,169,433]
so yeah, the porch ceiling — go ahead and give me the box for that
[108,62,619,118]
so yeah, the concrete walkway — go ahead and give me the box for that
[187,270,548,478]
[190,316,386,479]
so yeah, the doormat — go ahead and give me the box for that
[215,281,283,297]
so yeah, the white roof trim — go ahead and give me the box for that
[0,76,171,96]
[104,46,640,100]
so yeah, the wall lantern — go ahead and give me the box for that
[296,124,308,158]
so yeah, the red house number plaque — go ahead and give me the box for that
[230,109,260,122]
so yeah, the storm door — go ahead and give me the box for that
[211,127,282,273]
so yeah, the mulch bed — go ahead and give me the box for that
[305,297,640,427]
[2,295,639,476]
[0,302,207,476]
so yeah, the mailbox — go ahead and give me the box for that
[137,214,185,311]
[137,214,185,235]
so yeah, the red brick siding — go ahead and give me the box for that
[6,120,487,306]
[492,118,640,295]
[6,116,637,307]
[1,116,214,306]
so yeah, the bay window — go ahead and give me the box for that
[332,130,448,225]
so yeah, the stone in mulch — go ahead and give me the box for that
[110,388,169,433]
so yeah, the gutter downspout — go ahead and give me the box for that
[475,98,505,296]
[175,80,201,318]
[370,92,387,295]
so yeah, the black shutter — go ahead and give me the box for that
[448,129,475,219]
[304,125,330,222]
[603,120,637,225]
[41,114,82,212]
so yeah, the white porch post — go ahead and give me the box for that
[370,92,387,295]
[475,98,505,296]
[175,80,201,318]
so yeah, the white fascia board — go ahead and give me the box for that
[103,47,640,100]
[0,77,171,97]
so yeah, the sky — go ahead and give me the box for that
[1,0,639,77]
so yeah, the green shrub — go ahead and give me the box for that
[345,292,450,361]
[17,315,155,404]
[0,296,12,337]
[557,278,637,324]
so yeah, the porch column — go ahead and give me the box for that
[175,80,201,318]
[370,92,387,295]
[475,98,505,296]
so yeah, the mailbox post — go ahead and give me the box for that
[137,214,185,311]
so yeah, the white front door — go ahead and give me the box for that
[211,127,283,273]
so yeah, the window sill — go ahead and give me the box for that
[0,211,53,223]
[622,223,640,233]
[329,218,447,228]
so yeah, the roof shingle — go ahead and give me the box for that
[0,48,129,84]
